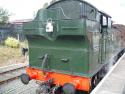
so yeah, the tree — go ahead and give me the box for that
[0,7,10,24]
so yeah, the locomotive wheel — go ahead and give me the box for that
[62,83,76,94]
[91,75,100,89]
[20,73,30,84]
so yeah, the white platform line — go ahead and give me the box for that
[90,53,125,94]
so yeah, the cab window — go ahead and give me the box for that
[108,18,112,28]
[102,16,107,26]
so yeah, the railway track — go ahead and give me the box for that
[0,63,28,84]
[0,79,39,94]
[0,63,39,94]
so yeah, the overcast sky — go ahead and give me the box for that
[0,0,125,25]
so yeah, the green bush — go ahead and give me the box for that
[4,37,19,48]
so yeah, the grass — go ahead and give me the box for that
[0,41,28,67]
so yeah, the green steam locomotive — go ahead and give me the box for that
[21,0,124,94]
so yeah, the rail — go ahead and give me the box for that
[0,63,28,83]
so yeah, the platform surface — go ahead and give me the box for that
[91,53,125,94]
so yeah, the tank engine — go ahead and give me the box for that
[21,0,124,93]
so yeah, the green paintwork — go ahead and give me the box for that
[24,8,85,40]
[27,36,89,76]
[24,8,90,77]
[24,2,100,77]
[23,0,122,78]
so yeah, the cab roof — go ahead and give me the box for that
[99,11,111,18]
[47,0,98,11]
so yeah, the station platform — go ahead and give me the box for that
[91,53,125,94]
